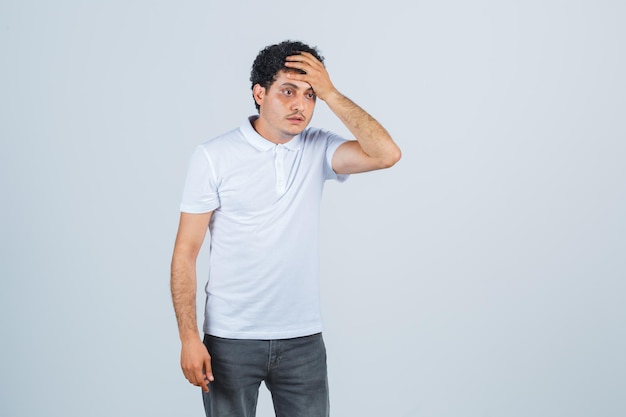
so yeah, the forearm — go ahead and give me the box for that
[170,256,200,342]
[170,212,212,343]
[325,91,400,166]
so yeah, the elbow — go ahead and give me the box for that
[380,146,402,169]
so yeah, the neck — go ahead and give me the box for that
[252,116,295,144]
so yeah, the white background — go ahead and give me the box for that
[1,1,625,416]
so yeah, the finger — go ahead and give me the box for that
[284,72,309,84]
[192,365,207,390]
[293,52,323,68]
[199,377,209,393]
[284,59,307,72]
[183,360,204,385]
[285,62,320,79]
[181,363,196,385]
[285,51,308,60]
[285,53,303,62]
[200,358,213,392]
[285,57,315,70]
[204,357,214,382]
[285,53,315,67]
[183,365,199,385]
[288,51,315,62]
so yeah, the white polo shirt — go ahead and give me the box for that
[180,116,349,339]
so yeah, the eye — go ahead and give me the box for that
[306,92,316,99]
[283,88,294,96]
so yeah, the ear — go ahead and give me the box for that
[253,84,265,107]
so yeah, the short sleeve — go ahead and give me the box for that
[180,145,220,213]
[324,134,350,183]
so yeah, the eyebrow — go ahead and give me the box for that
[279,82,314,92]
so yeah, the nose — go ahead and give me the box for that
[291,93,305,112]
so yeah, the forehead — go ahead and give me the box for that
[271,70,313,90]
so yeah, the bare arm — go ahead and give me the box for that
[171,211,213,392]
[285,52,401,174]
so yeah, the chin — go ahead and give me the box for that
[285,126,306,136]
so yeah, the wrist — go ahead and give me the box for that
[320,88,343,105]
[179,328,201,343]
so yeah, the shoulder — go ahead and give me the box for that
[300,126,347,146]
[199,127,244,151]
[301,126,331,139]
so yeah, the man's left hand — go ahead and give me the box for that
[284,51,338,101]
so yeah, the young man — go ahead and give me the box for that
[171,40,401,417]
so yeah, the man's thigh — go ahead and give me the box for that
[202,335,268,417]
[265,333,330,417]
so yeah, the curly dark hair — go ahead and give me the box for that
[250,40,324,111]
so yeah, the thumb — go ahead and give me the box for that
[204,356,214,382]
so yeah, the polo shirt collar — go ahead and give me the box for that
[241,116,302,151]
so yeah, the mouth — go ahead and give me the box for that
[286,113,305,123]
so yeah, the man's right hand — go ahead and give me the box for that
[181,337,214,392]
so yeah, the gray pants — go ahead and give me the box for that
[202,333,330,417]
